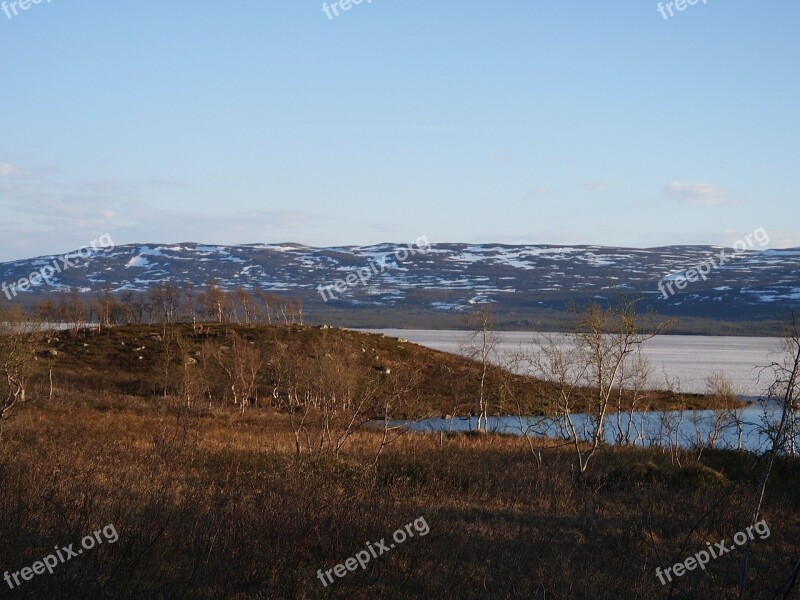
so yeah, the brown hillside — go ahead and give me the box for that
[36,324,727,416]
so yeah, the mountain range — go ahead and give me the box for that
[1,242,799,330]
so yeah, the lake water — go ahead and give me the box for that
[394,408,794,454]
[365,329,784,399]
[364,330,794,452]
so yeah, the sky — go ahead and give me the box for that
[0,0,798,261]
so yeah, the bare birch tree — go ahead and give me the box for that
[0,307,43,437]
[462,306,501,433]
[739,316,800,595]
[528,298,664,475]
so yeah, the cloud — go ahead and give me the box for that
[664,181,736,206]
[0,196,319,261]
[586,182,610,192]
[514,188,548,204]
[0,159,327,260]
[764,232,800,249]
[0,162,25,177]
[139,178,187,190]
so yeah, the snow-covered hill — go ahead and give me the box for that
[1,242,798,319]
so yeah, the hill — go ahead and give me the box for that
[38,323,724,416]
[2,242,799,334]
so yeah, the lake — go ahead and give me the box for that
[364,330,794,452]
[393,408,792,453]
[365,329,784,399]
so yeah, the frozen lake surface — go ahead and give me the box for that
[364,330,784,399]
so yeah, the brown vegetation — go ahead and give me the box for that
[1,400,798,599]
[30,323,731,418]
[1,303,795,599]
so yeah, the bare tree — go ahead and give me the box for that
[35,298,57,325]
[255,291,273,324]
[61,289,87,336]
[613,347,651,445]
[373,368,423,466]
[202,281,227,323]
[236,289,253,325]
[95,290,120,331]
[151,284,181,324]
[461,306,501,433]
[739,316,800,596]
[695,371,743,457]
[528,298,664,475]
[0,307,43,437]
[173,330,204,409]
[212,331,262,414]
[273,334,381,457]
[181,282,197,328]
[119,291,145,324]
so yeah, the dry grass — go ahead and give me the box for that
[0,324,789,599]
[1,393,798,599]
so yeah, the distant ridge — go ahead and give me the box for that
[1,242,798,323]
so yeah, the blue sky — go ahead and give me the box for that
[0,0,798,260]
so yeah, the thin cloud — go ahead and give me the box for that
[664,181,736,206]
[515,188,548,204]
[0,162,25,177]
[139,178,188,190]
[764,233,800,249]
[586,182,610,192]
